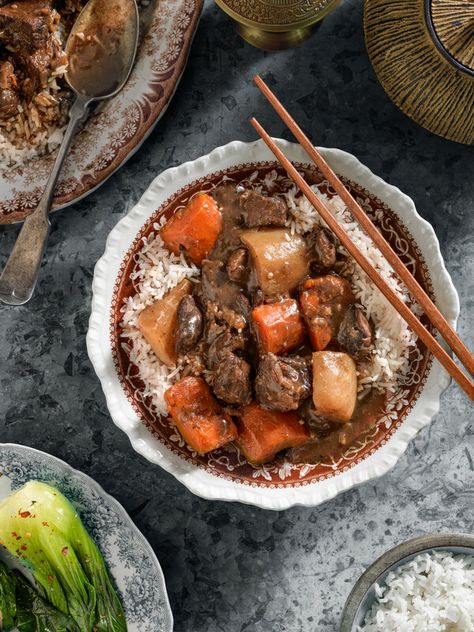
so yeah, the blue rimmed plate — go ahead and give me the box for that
[0,443,173,632]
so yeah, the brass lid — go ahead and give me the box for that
[364,0,474,145]
[215,0,340,33]
[431,0,474,71]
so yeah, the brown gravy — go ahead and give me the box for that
[288,390,387,464]
[67,1,130,97]
[180,183,388,465]
[211,184,246,261]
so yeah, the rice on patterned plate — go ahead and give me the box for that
[0,0,149,169]
[0,1,86,168]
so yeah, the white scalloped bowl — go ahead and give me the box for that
[87,139,459,510]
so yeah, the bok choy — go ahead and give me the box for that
[0,560,16,630]
[0,481,126,632]
[0,559,77,631]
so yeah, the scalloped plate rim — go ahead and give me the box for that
[86,138,459,510]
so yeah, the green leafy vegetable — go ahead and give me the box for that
[0,560,17,630]
[14,571,78,632]
[0,481,126,632]
[0,560,77,632]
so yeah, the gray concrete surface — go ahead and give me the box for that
[1,1,473,630]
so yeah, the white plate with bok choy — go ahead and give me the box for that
[0,443,173,632]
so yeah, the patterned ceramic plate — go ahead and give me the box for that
[0,0,203,224]
[0,443,173,632]
[87,139,459,510]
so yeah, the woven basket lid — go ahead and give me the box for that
[364,0,474,144]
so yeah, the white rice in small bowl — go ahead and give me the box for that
[341,534,474,632]
[361,551,474,631]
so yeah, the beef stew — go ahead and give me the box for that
[142,183,383,464]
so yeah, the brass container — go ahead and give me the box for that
[365,0,474,145]
[215,0,341,50]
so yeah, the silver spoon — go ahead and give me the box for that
[0,0,139,305]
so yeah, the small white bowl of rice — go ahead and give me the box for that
[340,533,474,632]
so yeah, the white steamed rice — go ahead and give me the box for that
[120,173,419,417]
[280,174,418,394]
[120,215,199,416]
[360,550,474,631]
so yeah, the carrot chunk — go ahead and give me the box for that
[164,377,237,454]
[299,276,354,351]
[235,402,309,465]
[252,299,306,355]
[160,192,222,265]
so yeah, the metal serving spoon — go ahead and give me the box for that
[0,0,139,305]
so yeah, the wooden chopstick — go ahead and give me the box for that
[249,117,474,401]
[254,73,474,381]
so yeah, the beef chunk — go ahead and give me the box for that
[0,86,18,117]
[232,293,251,324]
[240,190,287,228]
[337,305,372,356]
[198,257,251,374]
[213,352,252,405]
[20,45,54,96]
[206,320,246,371]
[299,275,355,351]
[308,227,336,271]
[226,247,248,284]
[176,295,203,354]
[251,288,264,307]
[200,259,248,331]
[0,61,18,118]
[0,1,67,99]
[201,259,242,309]
[255,353,311,412]
[0,1,54,55]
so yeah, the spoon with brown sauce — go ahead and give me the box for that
[0,0,139,305]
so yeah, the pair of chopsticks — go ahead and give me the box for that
[251,74,474,401]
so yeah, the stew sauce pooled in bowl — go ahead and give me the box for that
[117,168,422,472]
